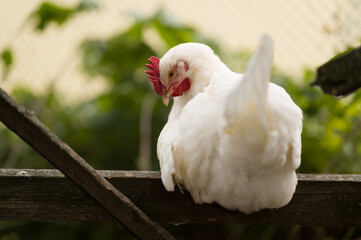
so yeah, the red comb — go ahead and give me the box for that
[145,56,165,96]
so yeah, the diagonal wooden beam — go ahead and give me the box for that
[0,88,174,240]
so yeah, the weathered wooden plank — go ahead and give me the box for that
[312,46,361,96]
[1,169,361,227]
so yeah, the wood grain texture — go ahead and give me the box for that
[1,169,361,227]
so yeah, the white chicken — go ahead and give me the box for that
[145,34,302,214]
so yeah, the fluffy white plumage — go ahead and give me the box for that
[155,34,302,214]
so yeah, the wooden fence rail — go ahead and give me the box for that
[1,168,361,227]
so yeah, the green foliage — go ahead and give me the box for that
[81,11,218,85]
[150,13,198,48]
[273,70,361,173]
[81,24,154,85]
[30,0,98,30]
[1,47,13,79]
[1,48,13,67]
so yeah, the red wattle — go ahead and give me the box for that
[172,78,191,97]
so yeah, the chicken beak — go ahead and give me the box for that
[162,96,170,106]
[162,87,174,106]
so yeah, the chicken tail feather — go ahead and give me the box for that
[222,34,274,142]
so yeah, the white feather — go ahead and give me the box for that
[156,34,302,213]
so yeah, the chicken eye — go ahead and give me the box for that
[168,71,174,78]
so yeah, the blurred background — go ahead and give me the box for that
[1,0,361,239]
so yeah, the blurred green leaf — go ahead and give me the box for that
[1,48,13,67]
[30,2,73,30]
[81,35,155,86]
[151,12,196,48]
[76,0,98,12]
[1,47,13,79]
[30,0,98,31]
